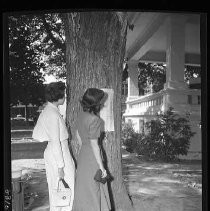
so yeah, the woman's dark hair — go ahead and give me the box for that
[45,81,66,102]
[80,88,105,114]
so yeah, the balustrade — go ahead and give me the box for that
[124,88,200,117]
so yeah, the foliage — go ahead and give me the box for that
[9,12,67,112]
[121,121,140,153]
[9,13,66,85]
[122,108,196,161]
[184,65,201,82]
[123,62,201,95]
[30,13,66,78]
[138,62,166,94]
[136,107,196,161]
[9,15,46,108]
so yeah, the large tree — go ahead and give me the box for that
[63,12,134,211]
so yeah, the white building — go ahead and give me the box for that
[123,12,202,160]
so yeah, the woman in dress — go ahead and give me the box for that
[32,81,75,211]
[73,88,111,211]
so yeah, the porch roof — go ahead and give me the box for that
[126,12,200,66]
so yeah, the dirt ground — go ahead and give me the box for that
[122,152,202,211]
[11,149,202,211]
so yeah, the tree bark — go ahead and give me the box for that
[63,12,134,211]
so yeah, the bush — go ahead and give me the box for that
[121,121,140,153]
[136,107,196,161]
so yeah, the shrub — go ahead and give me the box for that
[136,107,196,161]
[121,121,140,153]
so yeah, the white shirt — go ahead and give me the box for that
[32,102,68,168]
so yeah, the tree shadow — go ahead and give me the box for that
[11,142,47,160]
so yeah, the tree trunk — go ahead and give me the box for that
[63,12,134,211]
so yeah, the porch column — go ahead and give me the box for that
[163,14,190,113]
[127,60,139,100]
[164,14,187,90]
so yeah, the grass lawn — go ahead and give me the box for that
[11,130,33,139]
[11,125,34,130]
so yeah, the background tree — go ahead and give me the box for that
[138,62,166,94]
[184,65,201,82]
[9,15,46,120]
[30,13,66,79]
[9,13,67,120]
[9,13,66,80]
[63,12,134,211]
[123,62,201,95]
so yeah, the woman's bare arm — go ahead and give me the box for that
[90,139,107,177]
[76,130,82,151]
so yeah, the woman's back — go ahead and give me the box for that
[73,110,111,211]
[77,111,101,144]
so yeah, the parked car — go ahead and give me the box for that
[11,114,35,129]
[12,114,26,121]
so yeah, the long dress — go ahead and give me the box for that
[32,102,75,211]
[72,111,111,211]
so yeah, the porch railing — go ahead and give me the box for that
[124,88,201,117]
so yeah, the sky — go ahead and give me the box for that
[43,74,66,84]
[43,74,57,84]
